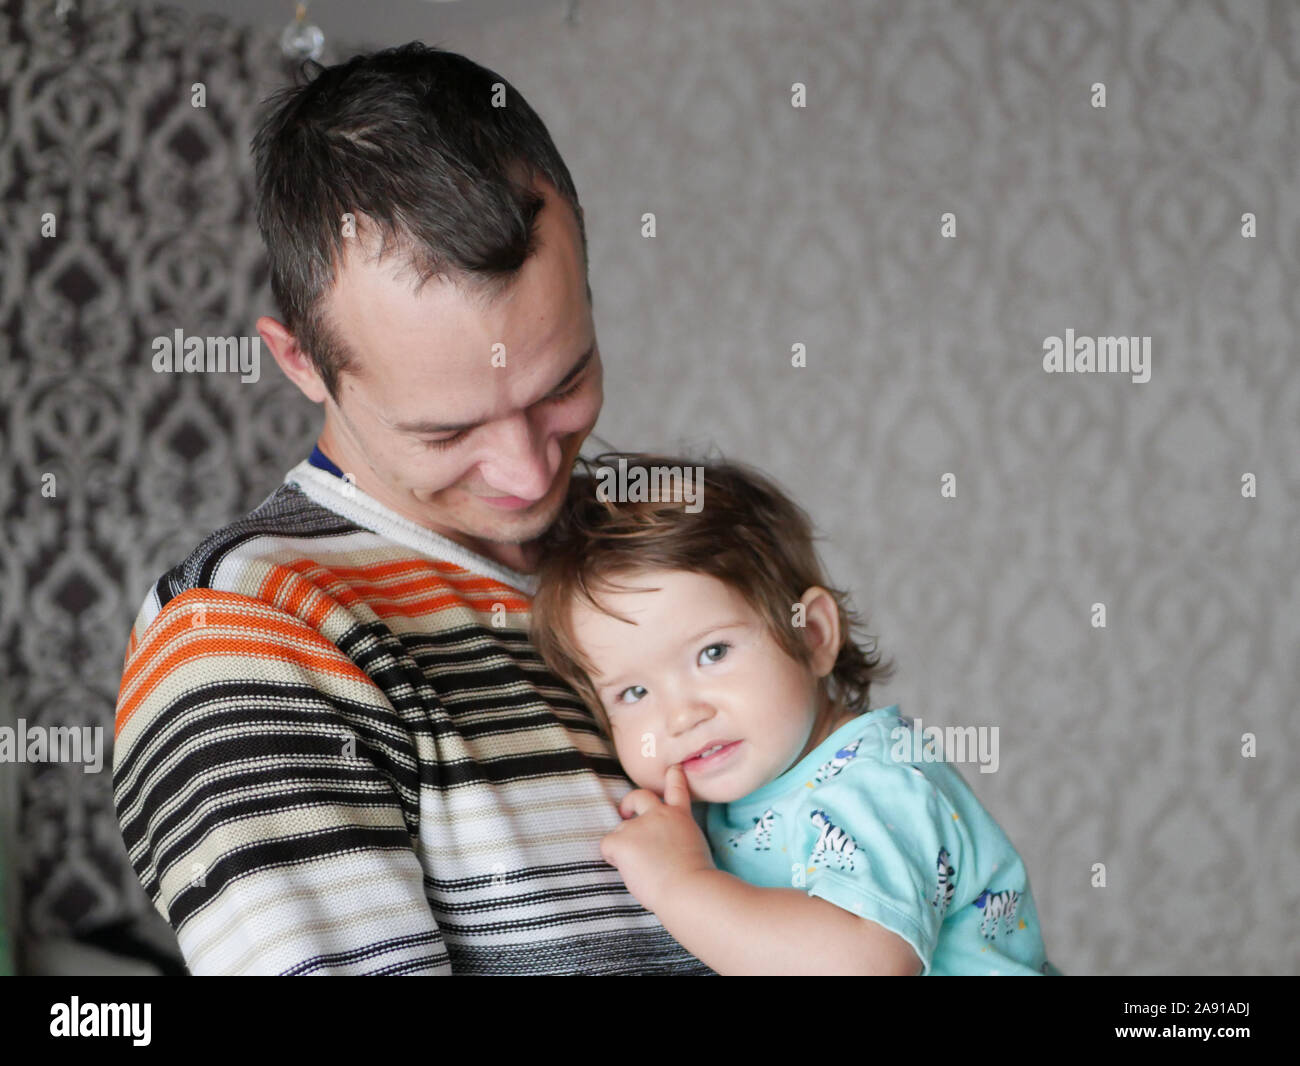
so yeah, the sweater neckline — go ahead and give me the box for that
[284,459,539,595]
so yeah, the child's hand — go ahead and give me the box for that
[601,764,716,912]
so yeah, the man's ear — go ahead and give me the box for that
[257,315,328,404]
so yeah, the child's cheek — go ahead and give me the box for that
[624,737,661,792]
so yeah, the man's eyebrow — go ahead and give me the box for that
[392,344,596,435]
[594,621,749,693]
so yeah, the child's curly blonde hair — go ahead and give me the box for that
[529,451,893,738]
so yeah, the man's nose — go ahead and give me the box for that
[479,413,557,499]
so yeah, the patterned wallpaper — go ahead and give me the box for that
[1,0,1296,974]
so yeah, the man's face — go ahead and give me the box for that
[309,184,602,569]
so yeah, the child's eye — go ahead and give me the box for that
[610,643,730,706]
[699,642,731,666]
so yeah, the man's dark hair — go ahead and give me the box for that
[251,42,589,403]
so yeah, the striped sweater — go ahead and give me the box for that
[112,455,713,975]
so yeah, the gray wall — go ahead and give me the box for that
[2,0,1296,974]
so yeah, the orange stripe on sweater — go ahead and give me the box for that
[262,558,532,618]
[115,592,374,738]
[294,557,512,597]
[114,574,532,738]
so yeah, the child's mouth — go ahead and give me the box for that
[682,740,742,773]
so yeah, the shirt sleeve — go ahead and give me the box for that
[798,756,964,976]
[112,587,451,975]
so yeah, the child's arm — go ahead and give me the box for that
[653,868,923,976]
[604,767,923,976]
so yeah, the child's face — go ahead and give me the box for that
[568,569,842,804]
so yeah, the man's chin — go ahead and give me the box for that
[469,495,560,541]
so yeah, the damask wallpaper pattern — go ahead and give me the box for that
[1,0,1296,974]
[1,0,299,968]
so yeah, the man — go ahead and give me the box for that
[111,43,712,975]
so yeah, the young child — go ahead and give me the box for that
[529,452,1061,976]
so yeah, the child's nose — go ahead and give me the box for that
[668,695,717,733]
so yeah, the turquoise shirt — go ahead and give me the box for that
[705,705,1062,975]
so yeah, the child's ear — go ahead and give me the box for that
[797,586,843,677]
